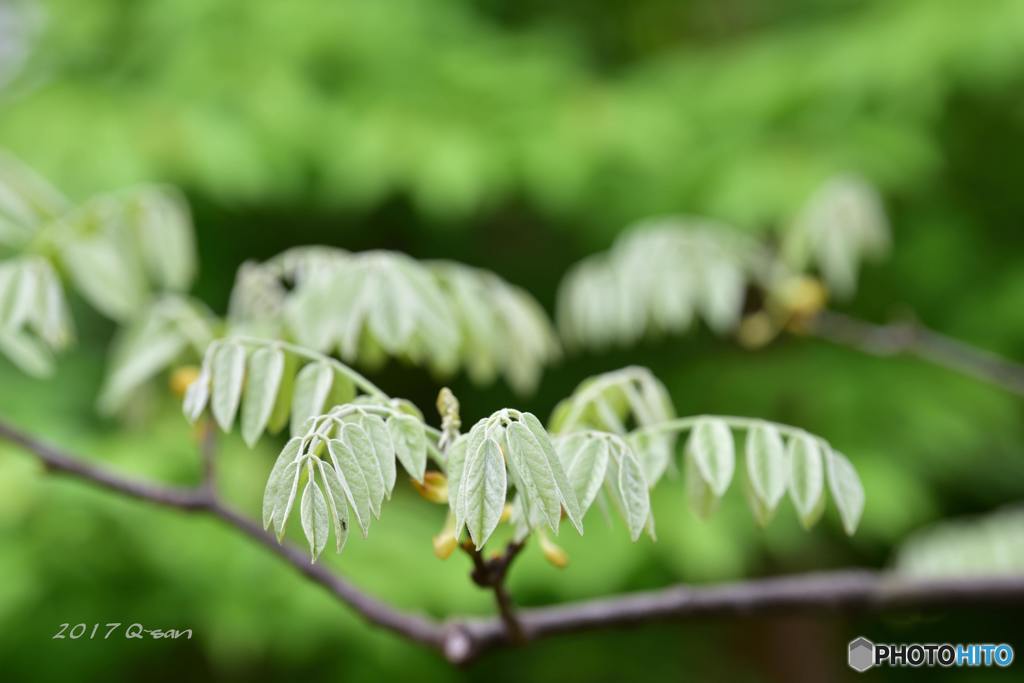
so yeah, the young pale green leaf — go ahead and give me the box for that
[316,459,350,553]
[266,351,298,434]
[460,438,508,550]
[211,342,246,431]
[290,361,333,435]
[0,330,55,377]
[132,187,196,292]
[788,434,825,528]
[300,475,330,561]
[327,438,371,538]
[504,421,563,533]
[520,412,583,534]
[445,434,470,535]
[745,423,787,511]
[61,235,147,321]
[826,449,865,535]
[687,418,735,496]
[613,445,650,541]
[684,447,719,519]
[240,346,285,447]
[340,423,386,518]
[357,414,397,496]
[367,264,416,353]
[262,437,303,538]
[388,414,427,482]
[182,370,210,423]
[742,475,775,527]
[558,434,609,514]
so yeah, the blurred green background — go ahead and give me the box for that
[1,0,1024,680]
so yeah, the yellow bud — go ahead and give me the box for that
[539,533,569,569]
[773,275,828,321]
[170,365,201,398]
[433,530,458,560]
[412,471,449,504]
[499,503,512,524]
[737,311,778,349]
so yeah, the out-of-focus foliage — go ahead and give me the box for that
[895,506,1024,578]
[229,247,560,393]
[2,0,1024,681]
[3,0,1024,234]
[0,152,199,377]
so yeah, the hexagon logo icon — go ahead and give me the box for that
[848,637,875,672]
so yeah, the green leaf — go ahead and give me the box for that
[388,414,427,482]
[504,420,564,534]
[262,437,303,539]
[687,418,734,496]
[825,449,864,535]
[684,446,719,519]
[327,438,371,538]
[0,330,54,377]
[445,434,470,536]
[520,412,583,533]
[131,187,196,292]
[612,443,649,541]
[266,351,298,434]
[240,346,285,447]
[290,361,334,435]
[788,434,825,528]
[460,438,507,549]
[339,423,386,518]
[357,413,397,496]
[300,474,330,561]
[557,434,609,514]
[745,423,787,512]
[211,342,246,431]
[316,458,350,553]
[61,234,146,321]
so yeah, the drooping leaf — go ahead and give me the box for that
[356,413,397,496]
[327,438,371,538]
[339,422,386,518]
[316,458,350,553]
[612,442,649,541]
[825,449,865,535]
[504,421,562,533]
[745,423,787,512]
[520,412,583,533]
[445,434,470,536]
[557,434,609,514]
[211,342,246,431]
[684,445,719,519]
[388,414,427,482]
[788,433,825,528]
[460,438,507,549]
[262,437,303,539]
[300,475,330,561]
[241,346,285,447]
[290,361,334,435]
[687,418,735,496]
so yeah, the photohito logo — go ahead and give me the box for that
[848,637,1014,671]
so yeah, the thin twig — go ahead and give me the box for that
[462,541,526,644]
[4,418,1024,665]
[806,310,1024,396]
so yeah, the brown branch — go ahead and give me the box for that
[4,418,1024,665]
[0,420,445,652]
[461,540,526,644]
[806,309,1024,396]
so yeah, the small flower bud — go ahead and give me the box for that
[170,365,201,398]
[412,471,449,504]
[539,533,569,569]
